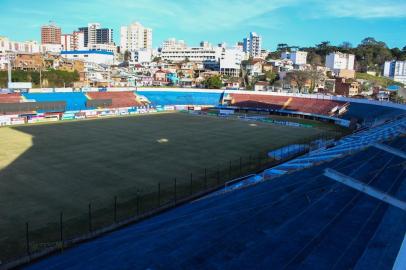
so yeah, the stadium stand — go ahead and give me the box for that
[343,102,405,125]
[1,89,405,269]
[0,93,22,103]
[24,137,406,270]
[22,93,88,111]
[228,93,347,116]
[137,91,223,106]
[86,91,144,108]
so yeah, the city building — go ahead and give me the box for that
[161,38,187,50]
[129,49,153,64]
[0,36,40,54]
[281,51,308,65]
[87,43,117,53]
[219,48,243,77]
[41,44,62,53]
[120,22,152,52]
[335,77,360,96]
[254,81,270,91]
[41,23,61,44]
[61,31,86,51]
[326,52,355,71]
[12,53,43,71]
[61,50,114,65]
[325,52,355,78]
[61,34,73,51]
[160,44,221,63]
[72,31,86,50]
[383,60,406,84]
[78,23,113,47]
[243,32,262,58]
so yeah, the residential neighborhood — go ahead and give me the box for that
[0,21,405,103]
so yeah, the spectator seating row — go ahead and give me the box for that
[86,91,145,108]
[137,91,222,106]
[229,94,347,116]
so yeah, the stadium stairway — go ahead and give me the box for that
[23,137,406,270]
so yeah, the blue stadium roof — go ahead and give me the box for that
[24,137,406,270]
[61,50,114,55]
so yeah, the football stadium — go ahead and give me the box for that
[0,88,405,269]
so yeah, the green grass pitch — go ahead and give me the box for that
[0,112,344,261]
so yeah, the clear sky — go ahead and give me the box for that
[0,0,405,50]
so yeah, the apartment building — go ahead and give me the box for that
[281,51,308,65]
[161,38,187,50]
[78,23,113,47]
[61,34,73,51]
[160,46,221,63]
[335,77,360,96]
[120,22,152,52]
[243,32,262,58]
[325,52,355,78]
[326,52,355,70]
[219,48,243,77]
[0,36,40,54]
[384,60,406,84]
[41,23,61,44]
[61,50,114,65]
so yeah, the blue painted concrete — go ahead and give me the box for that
[137,91,222,106]
[22,93,89,111]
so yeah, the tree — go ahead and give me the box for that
[307,52,322,66]
[177,71,184,79]
[124,50,131,62]
[308,69,325,93]
[203,75,223,89]
[266,51,281,60]
[339,41,353,49]
[277,43,289,52]
[152,56,161,63]
[285,70,311,92]
[264,70,278,84]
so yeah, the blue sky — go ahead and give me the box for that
[1,0,405,49]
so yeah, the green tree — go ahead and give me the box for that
[152,56,162,62]
[124,50,131,62]
[264,70,278,84]
[203,75,223,89]
[286,70,311,92]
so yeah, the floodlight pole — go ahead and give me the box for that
[7,55,12,86]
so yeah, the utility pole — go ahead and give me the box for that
[39,62,42,89]
[7,55,12,87]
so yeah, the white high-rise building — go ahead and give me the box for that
[243,32,262,58]
[61,34,73,51]
[384,60,406,84]
[73,31,86,50]
[0,36,40,54]
[120,22,152,52]
[281,51,308,65]
[219,48,244,77]
[161,38,187,50]
[325,52,355,71]
[88,23,101,46]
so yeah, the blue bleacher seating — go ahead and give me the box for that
[22,92,90,111]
